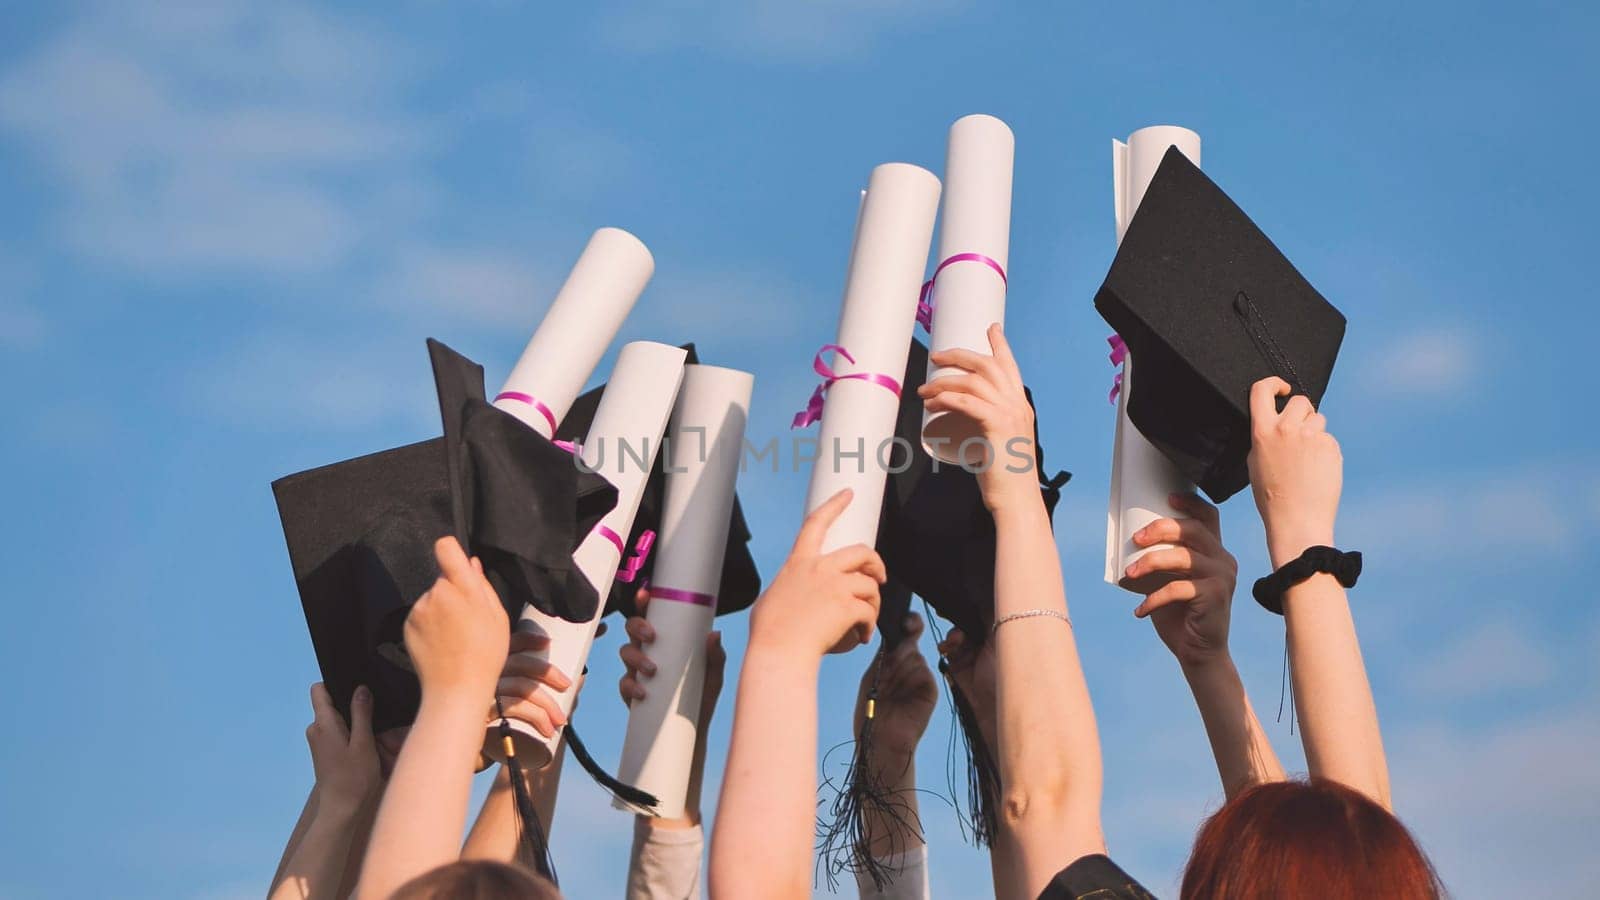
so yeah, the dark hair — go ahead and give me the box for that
[1181,779,1442,900]
[390,860,562,900]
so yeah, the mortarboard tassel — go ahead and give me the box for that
[1277,640,1298,735]
[562,719,660,812]
[939,657,1001,847]
[815,647,923,892]
[492,699,558,883]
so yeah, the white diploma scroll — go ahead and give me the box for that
[1105,126,1201,591]
[802,162,942,551]
[615,364,754,818]
[492,227,654,437]
[488,342,688,767]
[922,114,1015,466]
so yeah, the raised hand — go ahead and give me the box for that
[618,587,728,727]
[854,613,938,760]
[1247,376,1343,567]
[306,682,383,813]
[749,488,886,657]
[493,631,573,738]
[917,323,1040,514]
[1125,493,1239,669]
[403,537,509,702]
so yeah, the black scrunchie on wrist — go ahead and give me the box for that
[1251,546,1363,615]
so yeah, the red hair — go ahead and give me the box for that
[1181,779,1441,900]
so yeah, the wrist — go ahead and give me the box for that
[313,790,370,821]
[747,632,827,669]
[1180,651,1238,683]
[741,641,822,680]
[1265,525,1336,568]
[982,473,1045,514]
[989,493,1050,531]
[865,744,917,783]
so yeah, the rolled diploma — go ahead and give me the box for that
[492,227,654,437]
[802,162,942,551]
[488,341,688,767]
[1105,126,1201,590]
[615,364,754,817]
[922,114,1015,466]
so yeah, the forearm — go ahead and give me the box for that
[461,742,565,865]
[991,495,1104,893]
[709,648,819,900]
[270,800,365,900]
[862,750,921,859]
[1181,656,1285,799]
[987,821,1026,900]
[355,694,485,900]
[271,787,320,893]
[336,797,380,899]
[1281,569,1390,808]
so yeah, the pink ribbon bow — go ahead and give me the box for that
[791,344,903,429]
[616,529,656,584]
[916,252,1009,332]
[1107,334,1127,404]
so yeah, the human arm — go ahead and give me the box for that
[460,631,577,864]
[938,629,1024,900]
[852,613,936,864]
[354,540,511,900]
[1247,377,1390,808]
[1124,492,1285,798]
[708,489,886,900]
[270,682,384,900]
[619,596,727,900]
[920,324,1104,899]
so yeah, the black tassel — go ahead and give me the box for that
[814,649,922,892]
[562,720,660,813]
[939,658,1001,847]
[492,700,557,884]
[1277,639,1298,735]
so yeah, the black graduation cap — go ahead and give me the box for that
[1095,147,1346,503]
[272,339,618,733]
[818,338,1069,887]
[553,343,762,620]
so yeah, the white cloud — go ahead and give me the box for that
[1405,619,1555,702]
[599,0,972,62]
[1353,328,1480,397]
[0,2,428,275]
[193,332,438,432]
[380,246,549,329]
[1390,702,1600,895]
[632,265,810,340]
[1339,462,1600,564]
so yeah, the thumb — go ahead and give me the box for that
[348,685,375,748]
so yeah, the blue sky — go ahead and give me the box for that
[1,1,1597,897]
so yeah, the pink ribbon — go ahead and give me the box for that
[1107,334,1127,404]
[616,530,656,584]
[791,344,903,429]
[553,438,580,455]
[916,252,1008,332]
[494,391,558,434]
[649,585,715,608]
[594,524,625,555]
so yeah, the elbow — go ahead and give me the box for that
[999,774,1069,832]
[999,767,1100,835]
